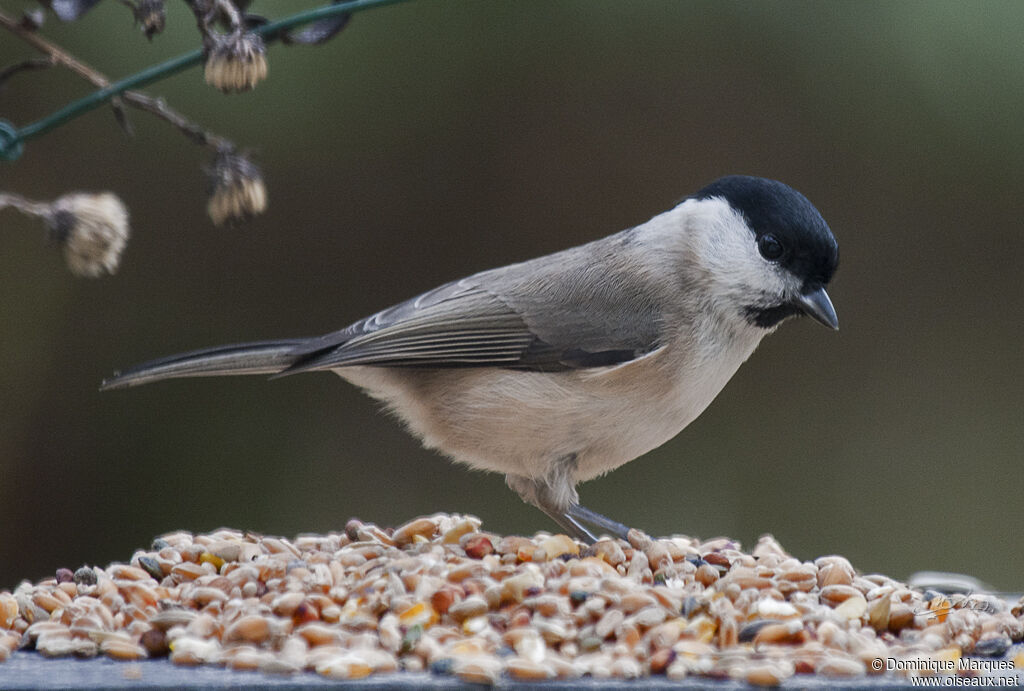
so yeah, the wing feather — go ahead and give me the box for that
[283,233,664,374]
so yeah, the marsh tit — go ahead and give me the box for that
[103,175,839,543]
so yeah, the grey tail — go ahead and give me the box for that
[100,340,310,391]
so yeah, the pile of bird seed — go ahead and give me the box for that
[1,514,1022,685]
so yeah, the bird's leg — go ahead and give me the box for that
[540,506,598,544]
[506,454,597,543]
[506,454,644,544]
[567,504,633,542]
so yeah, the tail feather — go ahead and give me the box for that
[100,340,309,391]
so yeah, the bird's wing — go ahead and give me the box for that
[283,267,662,375]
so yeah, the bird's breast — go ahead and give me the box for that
[334,323,764,483]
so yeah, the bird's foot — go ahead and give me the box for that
[541,504,635,545]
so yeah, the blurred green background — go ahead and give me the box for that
[1,0,1021,591]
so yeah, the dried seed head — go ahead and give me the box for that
[46,193,129,278]
[204,32,268,93]
[206,151,267,226]
[128,0,166,39]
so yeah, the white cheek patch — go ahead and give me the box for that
[682,199,795,308]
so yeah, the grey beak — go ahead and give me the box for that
[796,286,838,330]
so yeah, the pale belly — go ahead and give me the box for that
[335,332,761,484]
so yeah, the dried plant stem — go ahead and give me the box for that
[0,11,105,84]
[0,191,49,219]
[0,0,413,161]
[188,0,244,42]
[0,7,232,151]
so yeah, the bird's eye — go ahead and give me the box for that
[758,234,785,261]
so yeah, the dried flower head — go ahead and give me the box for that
[206,151,267,226]
[46,192,130,277]
[204,32,268,93]
[130,0,166,40]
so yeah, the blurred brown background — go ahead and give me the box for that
[1,1,1021,591]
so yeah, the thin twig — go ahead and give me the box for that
[0,191,49,218]
[0,0,411,160]
[0,7,232,151]
[125,92,224,148]
[121,92,229,149]
[0,56,55,89]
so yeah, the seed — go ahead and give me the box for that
[108,565,151,582]
[101,637,146,660]
[188,587,227,607]
[150,609,196,630]
[886,603,914,632]
[378,613,401,653]
[136,556,164,580]
[610,656,641,678]
[121,582,158,611]
[595,608,623,639]
[779,564,817,583]
[449,595,488,622]
[682,615,716,644]
[493,536,530,556]
[169,636,221,665]
[185,613,221,639]
[392,517,438,546]
[643,541,672,571]
[224,615,270,643]
[868,595,891,631]
[0,594,18,629]
[507,655,552,680]
[317,652,374,679]
[500,570,543,604]
[32,591,61,614]
[398,601,437,628]
[198,553,225,571]
[753,621,804,646]
[538,534,578,560]
[5,515,1017,683]
[817,656,866,677]
[757,598,798,619]
[270,592,304,616]
[171,563,206,582]
[746,662,789,686]
[261,537,300,558]
[703,552,730,569]
[649,647,676,674]
[833,595,867,620]
[442,518,482,544]
[530,594,569,619]
[37,634,78,658]
[695,564,719,586]
[73,567,97,586]
[224,646,270,671]
[818,563,854,587]
[140,628,169,657]
[633,606,667,629]
[973,635,1011,657]
[927,595,951,623]
[297,622,341,647]
[590,540,626,567]
[463,536,494,559]
[820,584,863,607]
[453,654,504,684]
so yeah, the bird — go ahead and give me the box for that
[102,175,839,543]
